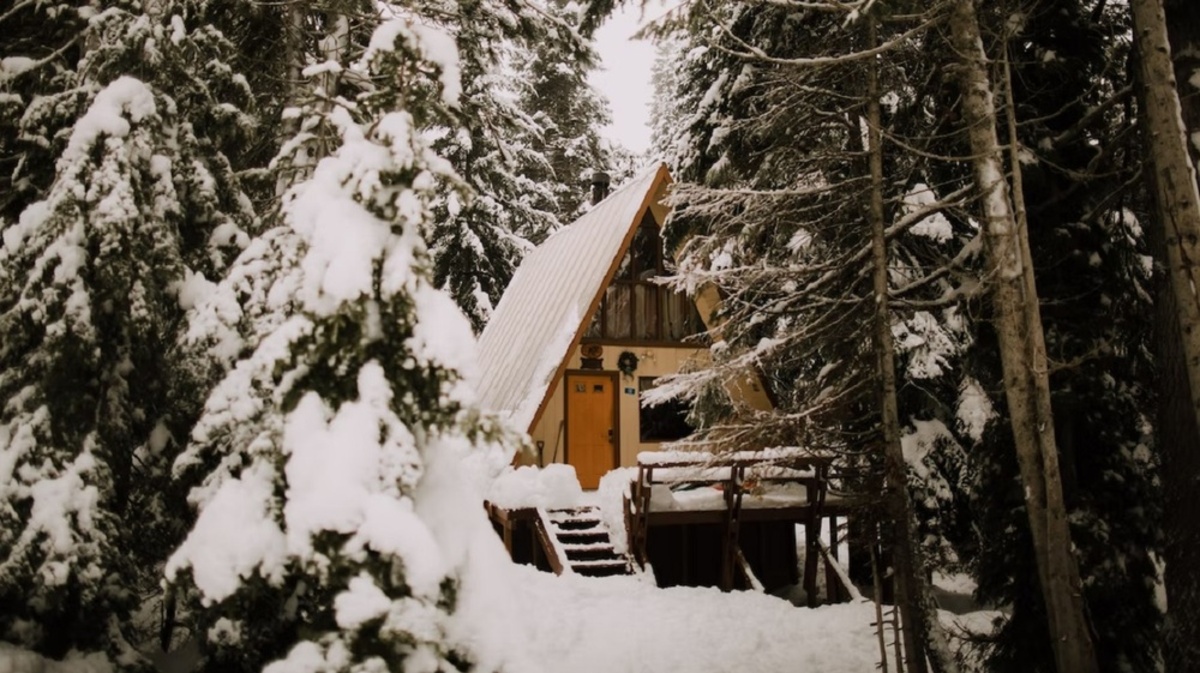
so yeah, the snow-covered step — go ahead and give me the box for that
[550,517,603,531]
[537,506,635,578]
[563,544,621,564]
[551,521,603,534]
[570,558,633,578]
[555,530,608,545]
[561,541,617,553]
[547,506,599,519]
[570,558,629,567]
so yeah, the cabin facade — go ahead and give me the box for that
[477,163,755,488]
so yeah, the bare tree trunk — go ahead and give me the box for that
[284,0,306,130]
[946,2,1098,672]
[1163,3,1200,670]
[1133,0,1200,469]
[863,15,957,673]
[1134,0,1200,669]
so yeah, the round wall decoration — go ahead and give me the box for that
[617,351,639,377]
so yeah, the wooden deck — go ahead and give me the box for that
[625,451,858,605]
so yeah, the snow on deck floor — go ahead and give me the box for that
[458,558,883,673]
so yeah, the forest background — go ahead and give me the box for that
[1,0,1198,672]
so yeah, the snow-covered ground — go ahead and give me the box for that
[457,560,884,673]
[0,462,900,673]
[2,562,885,673]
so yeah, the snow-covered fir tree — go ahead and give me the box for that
[647,36,687,165]
[514,0,614,226]
[166,18,516,672]
[268,1,382,195]
[0,0,254,660]
[429,65,548,334]
[429,0,591,332]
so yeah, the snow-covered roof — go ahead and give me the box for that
[476,163,672,430]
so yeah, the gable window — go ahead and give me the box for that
[639,377,693,442]
[584,211,704,343]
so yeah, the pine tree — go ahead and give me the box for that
[0,0,254,660]
[648,36,687,164]
[429,78,546,333]
[514,0,613,226]
[0,0,86,223]
[166,18,516,672]
[428,0,591,332]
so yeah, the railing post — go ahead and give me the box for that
[721,465,745,592]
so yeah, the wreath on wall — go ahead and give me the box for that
[617,351,639,378]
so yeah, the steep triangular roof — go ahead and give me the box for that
[476,163,672,430]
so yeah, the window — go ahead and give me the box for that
[639,377,693,442]
[585,212,704,343]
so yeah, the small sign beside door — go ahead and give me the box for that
[624,387,636,395]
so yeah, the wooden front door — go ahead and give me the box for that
[566,372,617,489]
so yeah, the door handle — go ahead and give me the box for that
[608,428,613,443]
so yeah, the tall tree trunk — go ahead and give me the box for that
[946,2,1099,672]
[1134,0,1200,474]
[1135,0,1200,669]
[276,0,309,194]
[864,15,956,673]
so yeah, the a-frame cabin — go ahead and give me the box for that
[479,167,858,600]
[478,163,731,488]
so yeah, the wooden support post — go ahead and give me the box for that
[721,465,745,592]
[682,524,690,585]
[805,518,820,607]
[636,465,653,565]
[721,468,735,591]
[804,466,827,608]
[825,516,841,603]
[532,521,543,569]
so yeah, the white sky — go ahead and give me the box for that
[588,3,665,154]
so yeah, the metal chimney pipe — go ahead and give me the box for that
[590,170,611,205]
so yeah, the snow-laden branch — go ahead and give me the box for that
[744,0,868,12]
[0,37,79,84]
[0,0,34,25]
[709,12,942,67]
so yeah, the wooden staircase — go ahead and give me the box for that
[536,506,634,578]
